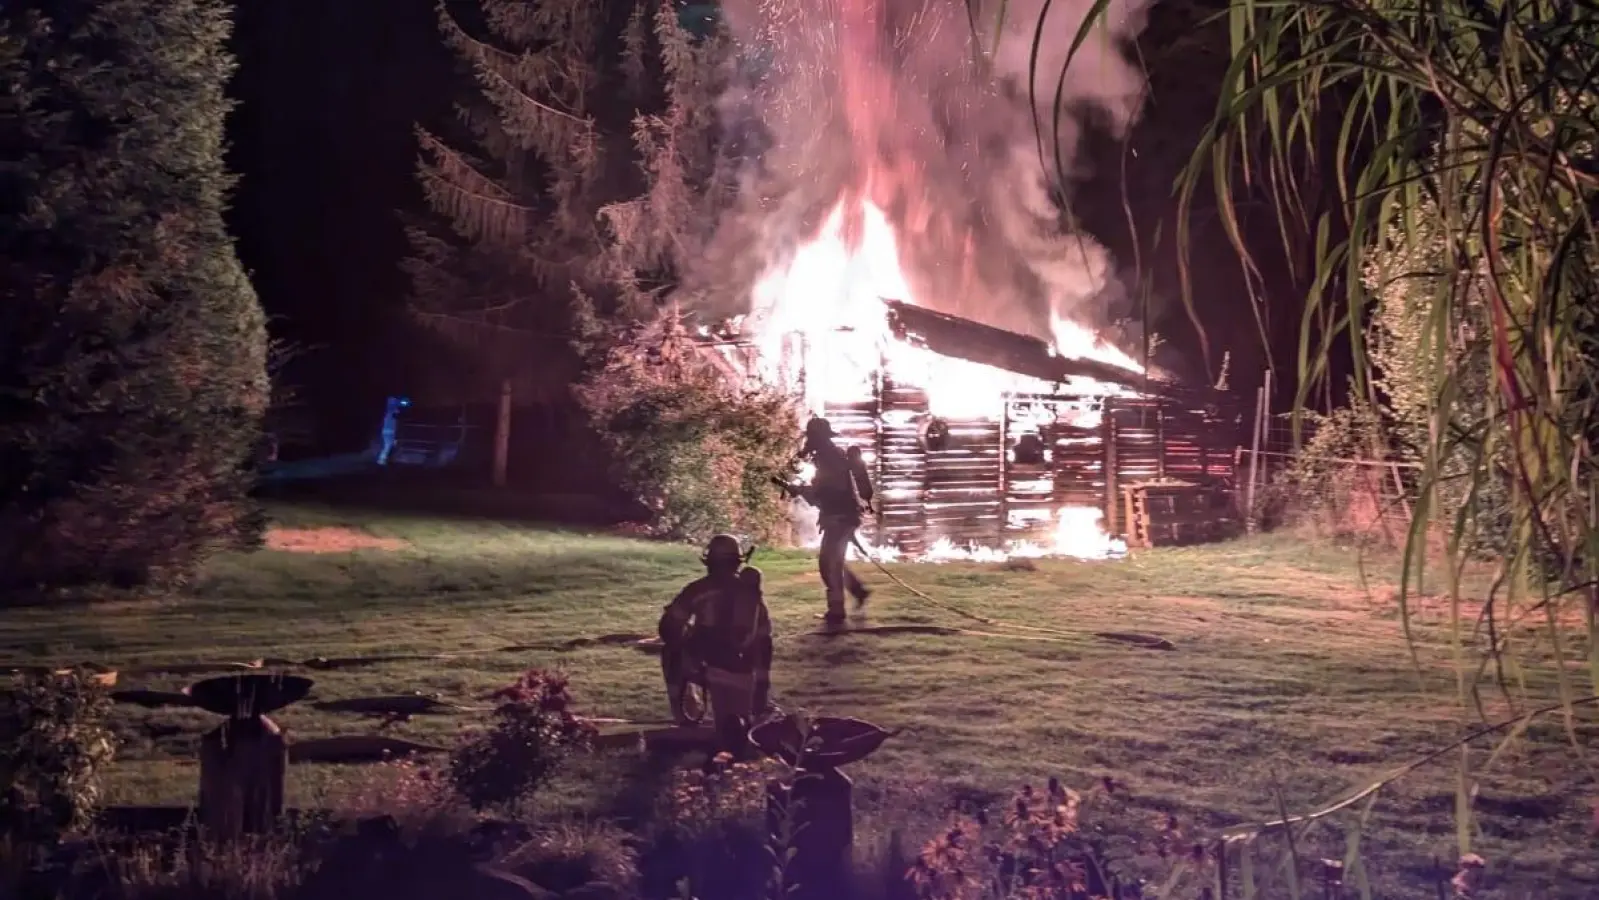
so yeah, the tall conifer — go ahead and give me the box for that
[0,0,269,593]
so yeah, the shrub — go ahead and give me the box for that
[99,834,305,900]
[659,752,783,840]
[498,822,638,896]
[905,779,1208,900]
[1265,402,1413,545]
[448,669,597,812]
[574,313,802,545]
[0,670,117,850]
[335,757,466,835]
[0,0,270,596]
[1360,190,1512,558]
[645,752,786,900]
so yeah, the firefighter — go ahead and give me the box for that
[800,416,874,624]
[658,534,772,754]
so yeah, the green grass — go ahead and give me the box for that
[3,504,1596,896]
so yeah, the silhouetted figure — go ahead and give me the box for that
[658,534,772,755]
[376,395,409,466]
[800,417,873,624]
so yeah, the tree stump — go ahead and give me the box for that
[186,673,312,840]
[767,767,854,900]
[199,715,287,838]
[752,715,894,900]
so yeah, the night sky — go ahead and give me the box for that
[225,0,1303,455]
[226,0,453,451]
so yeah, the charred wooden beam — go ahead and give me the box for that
[881,299,1172,393]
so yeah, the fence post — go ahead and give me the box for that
[1244,385,1264,531]
[1389,461,1413,526]
[1155,404,1167,481]
[492,379,512,488]
[1102,401,1119,535]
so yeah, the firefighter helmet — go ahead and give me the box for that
[804,416,834,441]
[702,533,743,566]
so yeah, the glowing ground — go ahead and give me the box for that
[2,504,1593,896]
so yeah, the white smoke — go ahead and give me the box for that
[691,0,1157,342]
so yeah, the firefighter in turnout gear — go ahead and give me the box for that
[657,534,773,754]
[800,416,874,624]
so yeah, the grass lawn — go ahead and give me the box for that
[2,503,1595,896]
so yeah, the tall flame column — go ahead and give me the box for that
[836,0,891,250]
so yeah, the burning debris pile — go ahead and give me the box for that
[678,0,1237,560]
[700,285,1238,562]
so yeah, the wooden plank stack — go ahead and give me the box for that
[1121,480,1242,548]
[766,316,1243,554]
[1110,402,1163,484]
[1000,401,1058,545]
[1046,406,1105,510]
[816,389,1242,554]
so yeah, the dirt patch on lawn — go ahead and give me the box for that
[265,527,409,554]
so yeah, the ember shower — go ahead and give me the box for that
[690,0,1157,343]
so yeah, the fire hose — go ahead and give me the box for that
[773,477,1174,651]
[845,533,1174,650]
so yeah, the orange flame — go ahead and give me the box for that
[749,191,1137,562]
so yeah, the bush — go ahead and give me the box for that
[1264,403,1413,545]
[498,822,639,896]
[99,834,305,900]
[1360,190,1512,558]
[575,314,801,545]
[904,779,1206,900]
[642,752,787,900]
[0,0,270,597]
[448,669,597,812]
[0,670,116,850]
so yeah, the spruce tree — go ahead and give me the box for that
[411,1,797,540]
[0,0,269,594]
[407,0,734,378]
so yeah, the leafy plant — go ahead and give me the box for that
[652,751,787,900]
[448,670,596,813]
[1264,400,1407,543]
[0,670,117,849]
[498,822,639,897]
[661,752,784,841]
[1361,191,1513,558]
[1149,0,1595,868]
[574,311,801,544]
[905,778,1210,900]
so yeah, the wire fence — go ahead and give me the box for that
[1234,411,1425,550]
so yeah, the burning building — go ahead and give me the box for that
[687,0,1238,559]
[696,198,1244,561]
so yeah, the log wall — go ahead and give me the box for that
[856,392,1242,552]
[708,334,1245,552]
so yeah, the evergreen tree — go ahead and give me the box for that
[406,0,736,385]
[412,0,798,540]
[0,0,269,595]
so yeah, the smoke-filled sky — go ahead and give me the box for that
[693,0,1157,344]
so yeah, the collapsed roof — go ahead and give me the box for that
[879,299,1182,395]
